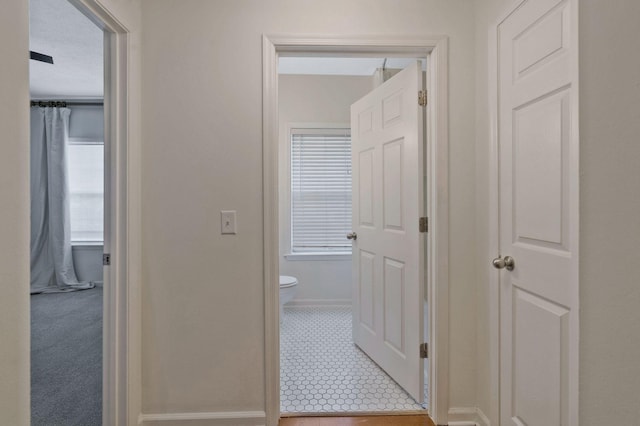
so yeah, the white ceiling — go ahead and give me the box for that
[29,0,103,99]
[278,57,426,76]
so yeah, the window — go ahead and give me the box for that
[67,142,103,243]
[290,127,352,254]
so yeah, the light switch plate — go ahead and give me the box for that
[220,210,237,234]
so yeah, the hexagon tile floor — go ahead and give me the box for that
[280,307,427,414]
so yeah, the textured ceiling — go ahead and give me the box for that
[29,0,103,99]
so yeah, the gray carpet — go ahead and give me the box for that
[31,286,102,426]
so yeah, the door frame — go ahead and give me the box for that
[64,1,141,424]
[262,35,450,426]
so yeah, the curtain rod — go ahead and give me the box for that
[30,100,104,107]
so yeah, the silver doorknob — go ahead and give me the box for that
[346,232,357,240]
[492,255,515,271]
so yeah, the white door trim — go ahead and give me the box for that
[487,8,504,425]
[488,7,526,424]
[67,2,141,425]
[262,35,450,426]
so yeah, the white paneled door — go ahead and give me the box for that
[350,61,425,402]
[497,0,579,425]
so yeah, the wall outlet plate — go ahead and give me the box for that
[220,210,237,234]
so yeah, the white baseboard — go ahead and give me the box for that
[138,411,266,426]
[448,407,491,426]
[286,299,351,308]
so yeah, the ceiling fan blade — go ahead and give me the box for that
[30,51,54,64]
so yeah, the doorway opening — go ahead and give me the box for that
[278,56,428,416]
[29,0,105,423]
[28,0,135,424]
[263,37,450,426]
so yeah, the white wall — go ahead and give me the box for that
[278,74,372,304]
[0,1,30,424]
[579,1,640,424]
[141,0,477,418]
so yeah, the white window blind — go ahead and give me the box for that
[291,128,352,253]
[67,142,104,243]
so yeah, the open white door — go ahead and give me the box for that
[350,61,425,401]
[496,0,579,424]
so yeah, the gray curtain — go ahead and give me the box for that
[30,107,95,294]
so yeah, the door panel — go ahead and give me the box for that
[383,139,404,230]
[359,250,376,333]
[513,89,570,248]
[512,287,569,426]
[383,257,405,354]
[498,0,578,425]
[382,91,403,127]
[351,61,424,401]
[513,6,566,77]
[359,149,375,226]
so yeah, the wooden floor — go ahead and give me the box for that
[279,415,435,426]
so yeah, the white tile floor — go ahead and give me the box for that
[280,306,427,414]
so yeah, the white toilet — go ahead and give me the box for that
[279,275,298,321]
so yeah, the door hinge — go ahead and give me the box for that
[420,343,429,359]
[418,90,427,107]
[103,253,111,266]
[419,217,428,233]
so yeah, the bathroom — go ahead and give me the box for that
[277,57,429,416]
